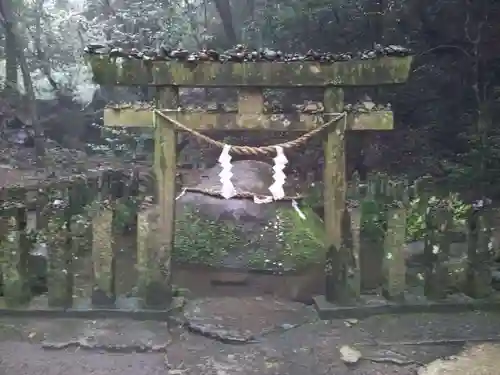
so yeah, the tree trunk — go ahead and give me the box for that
[0,0,46,166]
[32,0,58,93]
[213,0,237,46]
[5,26,17,95]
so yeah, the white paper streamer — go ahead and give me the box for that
[175,188,187,201]
[292,200,306,220]
[218,144,236,199]
[268,146,288,200]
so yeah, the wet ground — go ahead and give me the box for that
[1,296,500,374]
[2,146,500,373]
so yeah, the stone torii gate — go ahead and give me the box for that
[86,50,412,309]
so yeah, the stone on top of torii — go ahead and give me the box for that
[86,46,412,133]
[85,49,413,87]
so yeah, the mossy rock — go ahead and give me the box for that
[177,160,301,221]
[194,160,301,197]
[246,205,325,270]
[173,203,324,271]
[173,160,324,269]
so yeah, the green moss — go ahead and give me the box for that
[171,204,325,270]
[248,205,325,270]
[173,208,242,266]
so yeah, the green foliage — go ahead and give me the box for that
[446,123,500,198]
[279,205,325,268]
[248,205,325,270]
[405,192,470,242]
[302,183,323,212]
[173,208,240,266]
[346,174,472,244]
[113,197,139,232]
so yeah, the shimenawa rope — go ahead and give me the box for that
[153,109,347,201]
[154,109,347,156]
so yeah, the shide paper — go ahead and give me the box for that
[218,144,235,199]
[292,199,306,220]
[268,146,288,200]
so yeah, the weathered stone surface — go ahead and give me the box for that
[104,106,392,131]
[104,107,332,131]
[182,296,317,338]
[418,344,500,375]
[87,56,413,87]
[177,160,298,222]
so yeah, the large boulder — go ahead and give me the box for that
[174,160,323,269]
[177,160,300,223]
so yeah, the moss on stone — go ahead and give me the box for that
[173,204,325,270]
[248,205,325,270]
[349,111,393,130]
[87,56,413,87]
[173,208,241,266]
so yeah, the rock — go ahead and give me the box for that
[86,44,413,62]
[344,318,359,327]
[418,344,500,375]
[132,160,325,270]
[339,345,362,364]
[175,160,307,268]
[177,160,299,220]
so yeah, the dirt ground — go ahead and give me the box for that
[0,296,500,375]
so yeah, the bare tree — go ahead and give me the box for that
[0,0,46,165]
